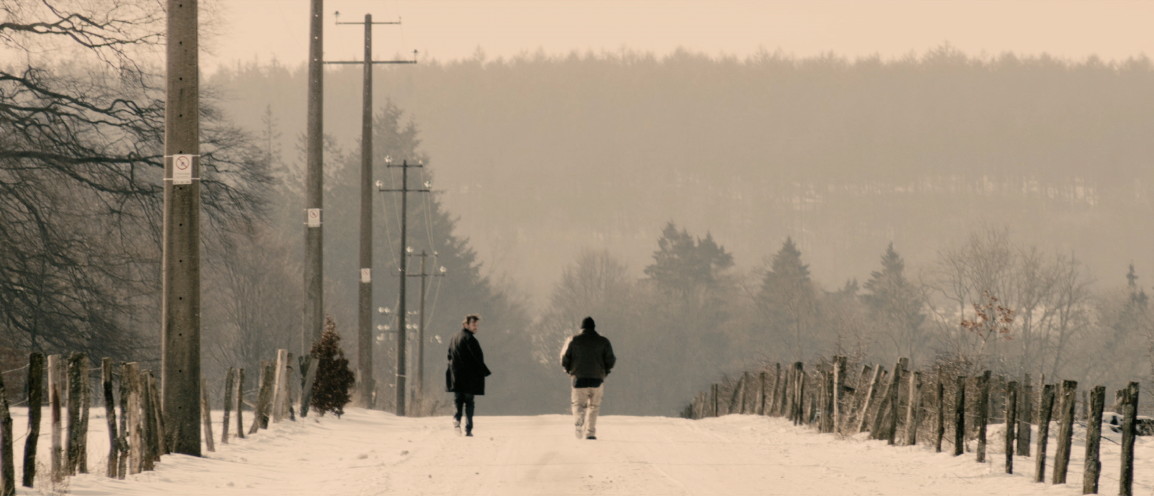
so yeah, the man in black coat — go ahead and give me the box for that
[446,313,490,436]
[560,316,616,440]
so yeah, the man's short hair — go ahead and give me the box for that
[463,314,481,326]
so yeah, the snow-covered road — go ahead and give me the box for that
[14,407,1149,495]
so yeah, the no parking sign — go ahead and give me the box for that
[171,154,196,185]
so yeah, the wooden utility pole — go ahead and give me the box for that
[379,161,429,416]
[162,0,201,456]
[300,0,325,419]
[408,250,445,406]
[328,12,415,409]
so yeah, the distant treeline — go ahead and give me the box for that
[208,47,1154,299]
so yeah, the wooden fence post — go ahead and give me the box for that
[976,370,991,463]
[1083,385,1104,494]
[1053,380,1077,484]
[222,368,235,444]
[847,364,870,433]
[78,354,89,472]
[1033,383,1056,483]
[65,353,86,475]
[22,352,43,488]
[148,373,166,458]
[124,362,143,475]
[0,362,14,496]
[1004,381,1018,474]
[953,376,966,457]
[832,356,846,433]
[234,368,245,439]
[1119,382,1138,496]
[116,363,129,479]
[101,359,118,478]
[271,349,290,422]
[47,354,63,483]
[905,371,922,446]
[934,373,945,453]
[250,361,272,434]
[140,370,156,471]
[706,382,715,417]
[757,371,768,416]
[200,378,215,452]
[773,363,786,416]
[857,366,883,433]
[883,358,907,445]
[1017,376,1033,457]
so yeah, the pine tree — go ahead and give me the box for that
[860,243,927,364]
[759,238,819,361]
[310,316,356,417]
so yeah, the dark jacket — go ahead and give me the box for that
[446,328,491,395]
[560,329,616,387]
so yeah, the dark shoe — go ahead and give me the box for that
[585,435,597,440]
[465,431,473,437]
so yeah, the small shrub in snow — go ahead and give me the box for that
[310,316,356,417]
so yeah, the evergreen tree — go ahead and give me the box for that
[643,222,734,295]
[861,243,927,364]
[310,316,356,417]
[759,238,820,361]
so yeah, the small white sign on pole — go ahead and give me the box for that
[361,268,371,283]
[172,154,194,185]
[306,208,322,228]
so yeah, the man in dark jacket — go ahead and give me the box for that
[560,316,616,440]
[446,314,490,436]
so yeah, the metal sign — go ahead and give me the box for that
[361,268,371,283]
[307,208,322,227]
[172,154,194,184]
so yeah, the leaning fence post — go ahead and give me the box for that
[22,352,44,488]
[857,366,883,433]
[1083,385,1104,494]
[1053,380,1077,484]
[905,371,923,446]
[1033,384,1056,483]
[1119,382,1139,496]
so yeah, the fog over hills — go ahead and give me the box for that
[210,48,1154,307]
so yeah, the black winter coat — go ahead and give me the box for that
[561,329,616,384]
[446,328,491,395]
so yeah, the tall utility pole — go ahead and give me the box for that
[301,0,325,418]
[328,12,415,409]
[379,160,429,416]
[162,0,201,456]
[407,250,445,406]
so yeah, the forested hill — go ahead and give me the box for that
[208,47,1154,302]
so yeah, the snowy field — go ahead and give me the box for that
[7,406,1154,495]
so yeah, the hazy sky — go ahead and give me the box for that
[204,0,1154,71]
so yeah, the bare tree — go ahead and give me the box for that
[0,0,271,357]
